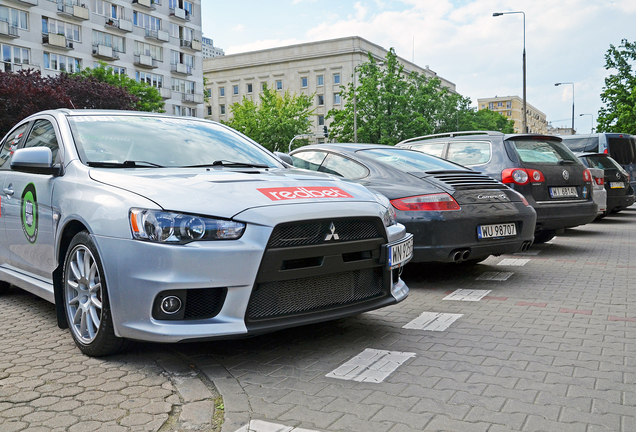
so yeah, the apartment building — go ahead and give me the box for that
[477,95,548,134]
[201,36,223,58]
[203,36,455,143]
[0,0,204,117]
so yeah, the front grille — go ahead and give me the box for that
[432,173,503,190]
[268,219,382,248]
[184,288,226,320]
[247,267,384,320]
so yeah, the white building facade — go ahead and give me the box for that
[201,36,223,58]
[0,0,204,117]
[203,36,455,142]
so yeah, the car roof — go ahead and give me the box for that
[576,152,610,158]
[398,131,563,146]
[291,143,403,153]
[21,109,215,123]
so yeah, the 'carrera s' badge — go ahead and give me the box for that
[562,170,570,180]
[324,223,340,241]
[21,183,38,244]
[258,186,354,200]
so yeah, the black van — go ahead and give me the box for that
[560,133,636,190]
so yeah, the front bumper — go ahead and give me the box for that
[93,220,409,343]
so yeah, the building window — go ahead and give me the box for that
[0,6,28,30]
[219,86,225,97]
[173,105,196,117]
[333,73,340,84]
[247,83,253,93]
[317,94,324,106]
[136,71,163,88]
[172,78,195,94]
[261,82,267,91]
[1,44,30,71]
[497,102,503,107]
[207,106,212,116]
[317,75,323,86]
[220,104,225,115]
[43,52,81,72]
[93,30,125,53]
[488,102,494,109]
[133,11,161,31]
[276,80,282,90]
[334,93,341,104]
[506,101,511,108]
[232,85,239,95]
[91,1,125,20]
[42,18,81,42]
[135,41,162,60]
[301,77,308,88]
[318,115,325,126]
[507,111,511,116]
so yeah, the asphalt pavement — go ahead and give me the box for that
[1,207,636,432]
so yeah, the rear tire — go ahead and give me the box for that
[534,229,556,244]
[63,231,126,357]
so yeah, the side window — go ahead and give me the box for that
[23,119,60,163]
[319,154,369,179]
[291,151,328,171]
[410,142,445,158]
[446,141,491,166]
[0,123,29,169]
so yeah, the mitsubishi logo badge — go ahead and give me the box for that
[562,170,570,180]
[324,222,340,241]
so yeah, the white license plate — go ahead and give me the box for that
[477,223,517,239]
[550,187,578,198]
[388,235,414,269]
[610,182,625,189]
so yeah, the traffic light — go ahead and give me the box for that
[323,126,328,137]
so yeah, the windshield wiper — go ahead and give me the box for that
[183,160,270,169]
[87,160,164,168]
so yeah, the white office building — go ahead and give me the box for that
[0,0,204,117]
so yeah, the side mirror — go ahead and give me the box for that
[274,151,293,165]
[11,147,61,176]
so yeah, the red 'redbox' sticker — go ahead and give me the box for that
[258,186,354,201]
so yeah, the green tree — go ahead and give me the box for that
[463,108,515,133]
[222,85,314,152]
[597,39,636,134]
[73,63,164,112]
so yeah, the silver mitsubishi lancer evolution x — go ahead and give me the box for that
[0,110,413,357]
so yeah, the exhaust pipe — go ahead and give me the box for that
[451,249,471,263]
[462,250,471,261]
[452,251,463,262]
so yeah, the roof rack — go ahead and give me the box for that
[398,131,504,145]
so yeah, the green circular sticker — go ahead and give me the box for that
[21,183,38,244]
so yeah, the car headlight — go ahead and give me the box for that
[130,208,246,243]
[370,190,397,227]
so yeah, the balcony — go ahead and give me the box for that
[92,44,120,60]
[171,63,192,75]
[2,61,40,72]
[169,7,190,21]
[133,54,158,68]
[132,0,156,10]
[57,0,90,20]
[0,21,19,38]
[42,33,75,50]
[180,39,201,51]
[4,0,38,6]
[104,17,133,32]
[159,87,171,99]
[144,28,170,42]
[181,93,204,104]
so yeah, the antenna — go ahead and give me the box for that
[69,100,76,109]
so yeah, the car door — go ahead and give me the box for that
[0,122,30,267]
[3,117,61,279]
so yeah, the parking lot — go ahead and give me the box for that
[2,208,636,432]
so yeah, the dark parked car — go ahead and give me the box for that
[397,132,598,243]
[290,144,537,264]
[576,152,635,215]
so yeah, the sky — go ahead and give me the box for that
[201,0,635,134]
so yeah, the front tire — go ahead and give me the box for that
[63,231,125,357]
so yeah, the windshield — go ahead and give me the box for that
[583,155,624,170]
[511,139,578,164]
[359,148,468,172]
[68,115,281,168]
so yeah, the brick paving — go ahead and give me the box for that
[1,207,635,431]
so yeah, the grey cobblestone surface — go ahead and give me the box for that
[2,208,636,431]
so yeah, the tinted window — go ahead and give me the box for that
[23,119,59,163]
[0,123,28,169]
[291,151,328,171]
[583,155,624,171]
[607,137,636,166]
[511,139,577,164]
[319,154,369,179]
[359,148,466,172]
[561,136,599,152]
[446,141,491,166]
[409,142,445,158]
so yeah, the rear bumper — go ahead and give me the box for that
[533,200,598,231]
[607,193,635,212]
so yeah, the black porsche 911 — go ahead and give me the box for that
[289,144,537,264]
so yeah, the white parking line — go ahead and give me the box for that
[326,348,415,383]
[443,289,491,301]
[403,312,463,331]
[497,258,531,266]
[234,420,321,432]
[476,271,514,281]
[513,250,542,256]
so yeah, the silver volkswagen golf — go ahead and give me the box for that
[0,110,412,357]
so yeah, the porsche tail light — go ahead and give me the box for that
[391,193,460,211]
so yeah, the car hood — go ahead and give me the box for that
[88,167,379,219]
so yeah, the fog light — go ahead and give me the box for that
[161,296,182,314]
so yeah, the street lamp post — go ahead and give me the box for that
[493,11,526,133]
[579,113,594,133]
[555,82,575,132]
